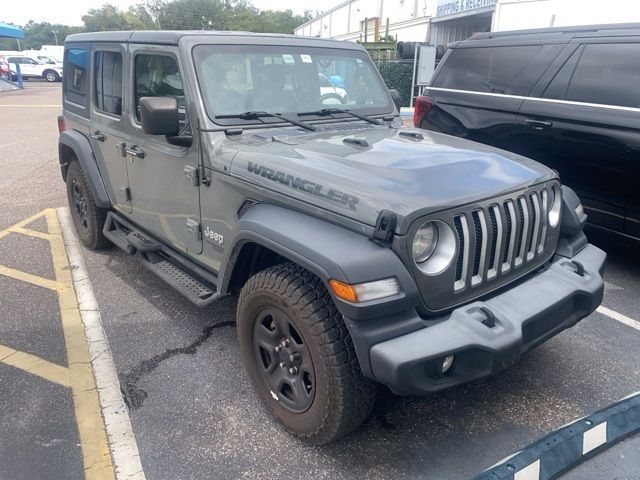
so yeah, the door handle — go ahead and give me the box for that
[524,118,553,129]
[90,131,106,142]
[125,145,145,159]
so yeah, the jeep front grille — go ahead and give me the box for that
[452,187,550,292]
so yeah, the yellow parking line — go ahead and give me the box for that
[7,226,56,241]
[0,209,115,479]
[0,264,67,291]
[0,210,48,240]
[0,343,71,387]
[45,209,115,479]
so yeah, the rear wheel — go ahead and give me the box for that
[44,70,59,82]
[237,263,377,444]
[65,161,110,250]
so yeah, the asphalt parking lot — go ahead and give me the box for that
[1,82,639,480]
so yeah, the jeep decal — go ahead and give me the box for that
[247,162,359,211]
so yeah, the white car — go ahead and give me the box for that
[7,55,63,82]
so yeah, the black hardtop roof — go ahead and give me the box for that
[451,22,640,48]
[65,30,362,49]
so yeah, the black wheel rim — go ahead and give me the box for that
[71,180,90,234]
[251,307,315,413]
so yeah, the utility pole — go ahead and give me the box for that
[52,30,59,45]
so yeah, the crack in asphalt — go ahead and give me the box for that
[119,321,236,410]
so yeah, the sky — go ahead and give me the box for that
[1,0,322,27]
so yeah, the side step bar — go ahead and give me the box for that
[103,213,220,308]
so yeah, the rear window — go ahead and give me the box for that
[564,43,640,109]
[64,47,89,107]
[432,45,542,95]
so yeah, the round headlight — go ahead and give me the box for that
[548,184,561,227]
[413,222,438,263]
[412,220,457,275]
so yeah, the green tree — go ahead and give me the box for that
[155,0,226,30]
[82,4,133,32]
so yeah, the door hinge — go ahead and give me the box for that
[115,141,126,158]
[186,218,202,241]
[120,185,131,202]
[183,165,211,187]
[183,166,199,186]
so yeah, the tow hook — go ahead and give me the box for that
[479,307,496,328]
[570,260,585,277]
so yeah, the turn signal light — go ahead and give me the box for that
[329,279,358,303]
[329,277,401,303]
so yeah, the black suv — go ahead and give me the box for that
[415,23,640,241]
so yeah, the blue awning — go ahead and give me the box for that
[0,23,24,39]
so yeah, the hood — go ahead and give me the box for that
[226,123,555,232]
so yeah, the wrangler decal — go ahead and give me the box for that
[247,162,359,211]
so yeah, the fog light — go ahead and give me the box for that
[441,355,455,374]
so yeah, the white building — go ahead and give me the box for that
[294,0,432,43]
[295,0,640,46]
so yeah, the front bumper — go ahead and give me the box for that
[367,244,606,395]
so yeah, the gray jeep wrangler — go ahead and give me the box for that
[58,31,606,444]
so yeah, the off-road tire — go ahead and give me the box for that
[65,161,110,250]
[237,262,378,444]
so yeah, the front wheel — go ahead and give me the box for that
[44,70,59,82]
[237,263,377,444]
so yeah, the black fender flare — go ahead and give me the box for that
[59,129,111,208]
[219,204,421,320]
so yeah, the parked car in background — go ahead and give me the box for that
[415,23,640,241]
[32,53,63,68]
[0,56,9,80]
[7,55,63,82]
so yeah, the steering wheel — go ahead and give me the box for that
[318,92,346,105]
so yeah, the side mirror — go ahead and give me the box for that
[139,96,179,136]
[389,89,403,111]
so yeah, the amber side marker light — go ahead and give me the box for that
[329,278,401,303]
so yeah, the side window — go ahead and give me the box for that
[564,43,640,109]
[134,54,187,131]
[64,48,89,107]
[432,45,542,95]
[95,51,123,116]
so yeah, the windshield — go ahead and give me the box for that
[192,44,392,125]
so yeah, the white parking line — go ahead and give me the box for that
[58,207,146,480]
[597,305,640,332]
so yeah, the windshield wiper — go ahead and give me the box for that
[215,111,316,131]
[299,108,381,125]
